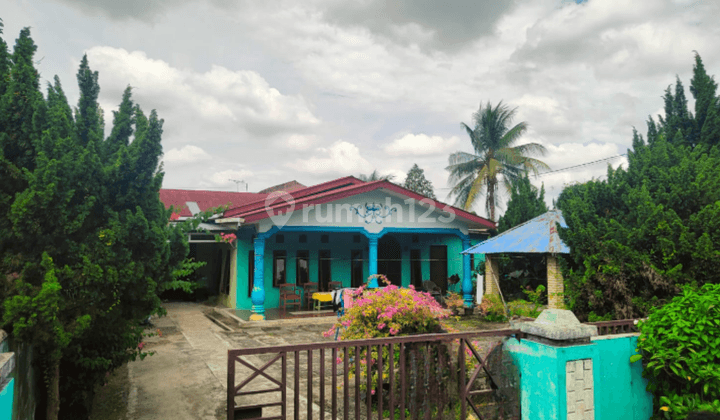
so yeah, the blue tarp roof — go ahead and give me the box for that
[463,210,570,255]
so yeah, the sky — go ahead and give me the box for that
[3,0,720,219]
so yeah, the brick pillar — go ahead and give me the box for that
[485,255,499,296]
[547,254,564,309]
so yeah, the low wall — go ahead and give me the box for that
[505,332,653,420]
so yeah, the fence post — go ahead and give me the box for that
[505,310,598,420]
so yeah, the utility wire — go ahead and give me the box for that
[535,154,627,177]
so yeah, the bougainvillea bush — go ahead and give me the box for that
[324,276,450,340]
[324,276,451,404]
[632,283,720,419]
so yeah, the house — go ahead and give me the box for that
[160,176,494,318]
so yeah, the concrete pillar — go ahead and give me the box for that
[367,236,379,288]
[547,254,564,309]
[461,237,473,307]
[250,237,266,321]
[485,254,500,296]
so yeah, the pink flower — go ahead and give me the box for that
[371,389,376,395]
[378,323,386,330]
[138,342,145,350]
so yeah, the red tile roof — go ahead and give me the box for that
[224,178,495,229]
[159,189,268,218]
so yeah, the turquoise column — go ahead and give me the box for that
[250,237,266,320]
[462,237,473,307]
[368,235,379,288]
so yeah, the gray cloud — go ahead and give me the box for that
[49,0,192,21]
[323,0,517,51]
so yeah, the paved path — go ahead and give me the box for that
[118,302,336,420]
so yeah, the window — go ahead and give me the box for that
[296,250,309,286]
[321,234,329,243]
[276,234,284,244]
[273,250,287,287]
[318,249,331,291]
[247,251,254,297]
[351,250,364,288]
[299,234,307,243]
[410,249,422,289]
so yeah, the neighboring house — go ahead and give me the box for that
[159,177,494,314]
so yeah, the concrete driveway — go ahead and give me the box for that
[91,302,337,420]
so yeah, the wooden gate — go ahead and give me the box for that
[227,330,523,420]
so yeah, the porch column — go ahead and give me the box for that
[461,237,473,307]
[485,254,500,296]
[250,237,266,321]
[368,235,379,288]
[547,254,564,309]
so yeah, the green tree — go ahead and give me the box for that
[495,174,549,301]
[557,54,720,320]
[447,101,549,221]
[402,163,436,199]
[497,174,548,233]
[0,27,195,420]
[358,169,395,182]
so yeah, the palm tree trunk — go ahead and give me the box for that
[488,179,496,222]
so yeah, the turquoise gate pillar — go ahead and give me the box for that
[0,351,14,420]
[505,310,652,420]
[367,235,379,288]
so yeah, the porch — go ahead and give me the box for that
[234,227,485,314]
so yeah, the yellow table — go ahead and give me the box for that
[311,292,333,311]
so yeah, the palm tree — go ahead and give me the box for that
[447,101,549,221]
[358,170,395,182]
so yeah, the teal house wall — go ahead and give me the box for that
[234,231,475,310]
[505,333,652,420]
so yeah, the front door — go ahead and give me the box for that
[430,245,448,292]
[378,236,402,286]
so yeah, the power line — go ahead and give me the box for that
[535,154,627,177]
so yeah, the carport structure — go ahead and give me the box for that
[462,210,570,309]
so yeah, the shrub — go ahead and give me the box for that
[478,294,507,322]
[324,277,451,405]
[507,299,541,319]
[632,283,720,419]
[445,292,465,312]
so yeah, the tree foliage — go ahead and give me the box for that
[358,169,395,182]
[497,174,548,234]
[403,163,436,199]
[495,174,549,301]
[557,53,720,321]
[0,27,193,419]
[447,101,549,221]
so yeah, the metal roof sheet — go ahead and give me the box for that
[462,210,570,254]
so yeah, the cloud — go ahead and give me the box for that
[203,169,254,188]
[164,145,212,164]
[287,141,372,175]
[383,133,460,156]
[323,0,517,51]
[85,46,319,138]
[50,0,192,22]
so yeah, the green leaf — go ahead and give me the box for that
[630,354,643,363]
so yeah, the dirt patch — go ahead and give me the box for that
[90,364,130,420]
